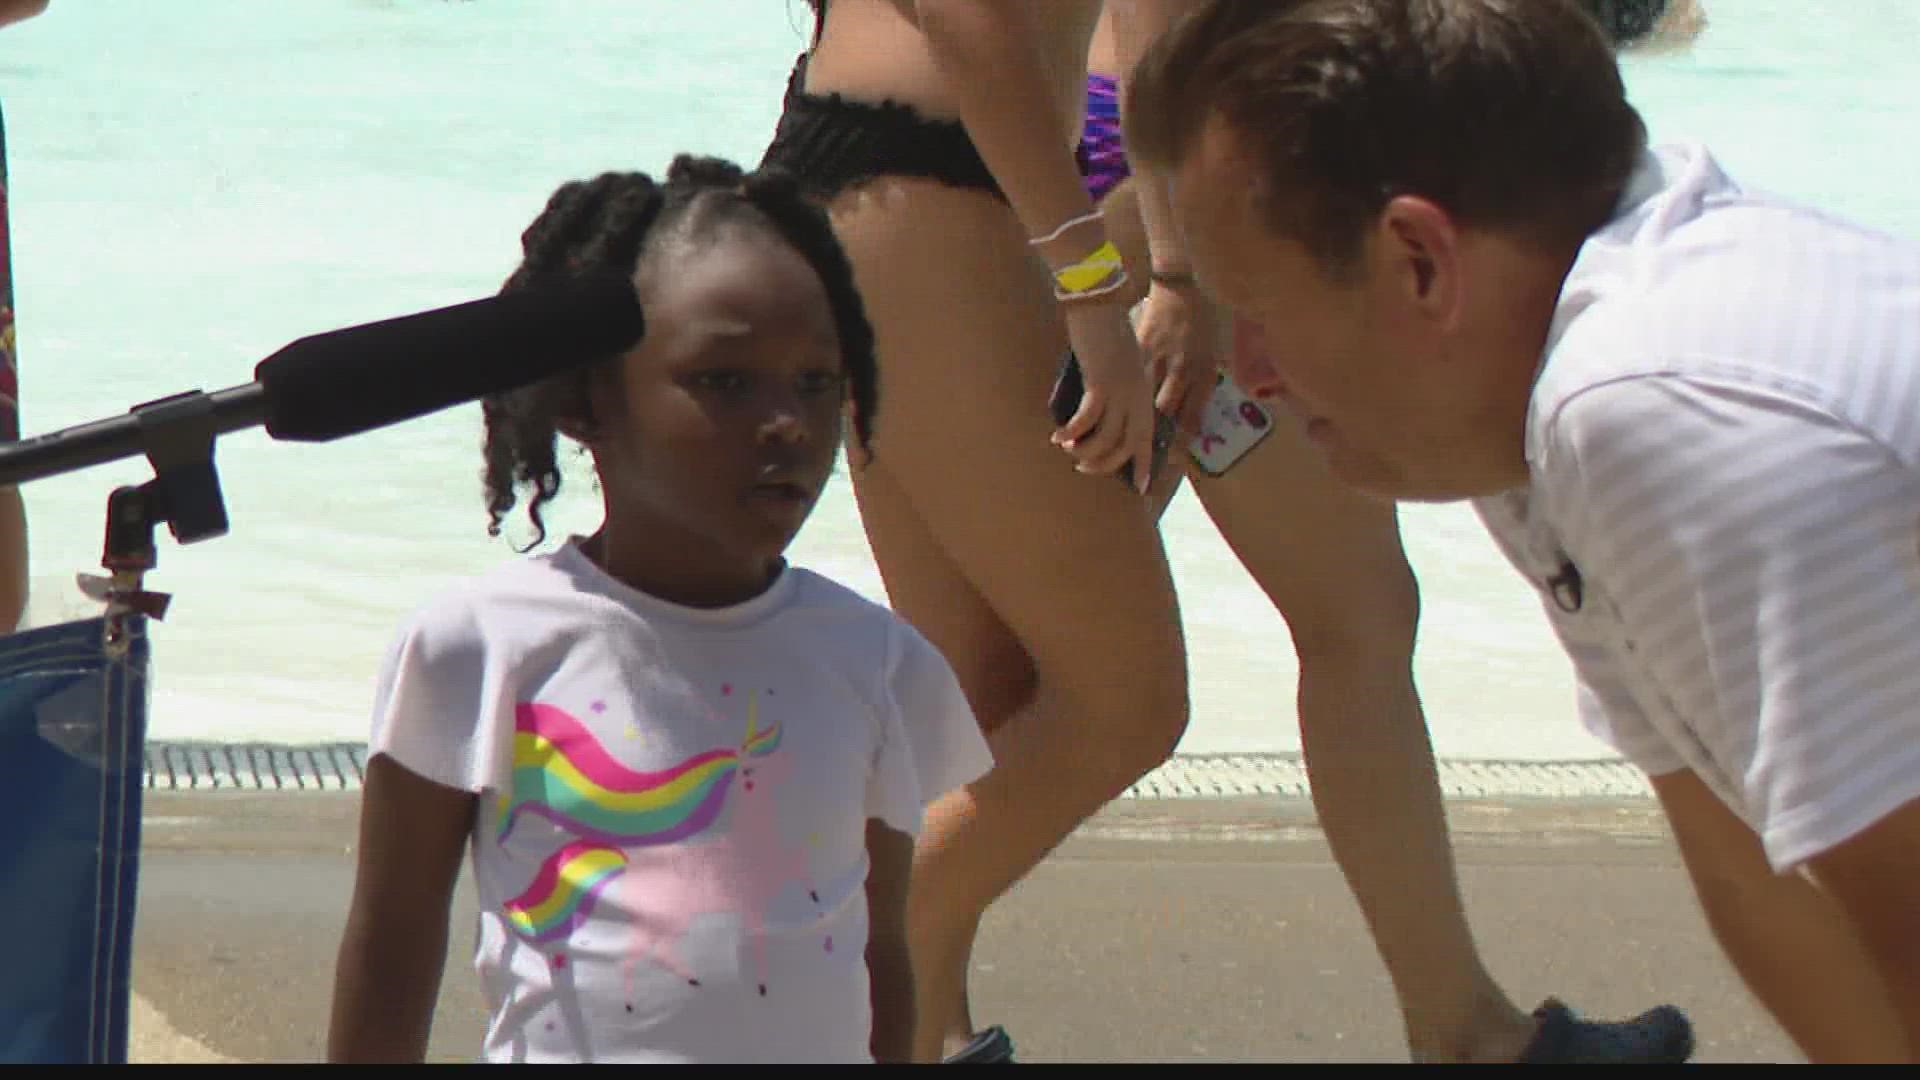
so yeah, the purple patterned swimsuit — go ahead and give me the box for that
[1075,73,1131,203]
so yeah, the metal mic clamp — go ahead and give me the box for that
[73,388,247,636]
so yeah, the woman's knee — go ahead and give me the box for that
[1056,640,1190,781]
[1281,553,1423,669]
[1124,663,1191,769]
[957,651,1039,736]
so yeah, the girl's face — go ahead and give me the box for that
[584,227,847,589]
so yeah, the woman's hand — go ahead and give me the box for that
[1135,279,1220,438]
[1051,301,1159,493]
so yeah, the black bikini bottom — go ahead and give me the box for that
[758,54,1007,204]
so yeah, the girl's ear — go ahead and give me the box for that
[554,370,610,445]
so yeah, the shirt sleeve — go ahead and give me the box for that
[366,593,503,795]
[1548,372,1920,871]
[1565,633,1689,779]
[869,619,993,832]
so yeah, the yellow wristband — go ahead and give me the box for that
[1053,240,1123,294]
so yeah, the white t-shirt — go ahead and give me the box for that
[1475,141,1920,874]
[366,539,992,1062]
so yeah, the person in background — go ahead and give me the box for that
[0,0,49,634]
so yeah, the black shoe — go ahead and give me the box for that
[943,1026,1016,1064]
[1519,998,1695,1063]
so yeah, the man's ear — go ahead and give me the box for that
[1376,195,1464,325]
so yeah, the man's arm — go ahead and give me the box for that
[864,818,918,1063]
[1806,798,1920,1059]
[1555,373,1920,1060]
[1653,768,1909,1062]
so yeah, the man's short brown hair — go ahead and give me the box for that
[1125,0,1648,274]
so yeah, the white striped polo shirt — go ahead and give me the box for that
[1474,140,1920,873]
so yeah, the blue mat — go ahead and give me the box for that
[0,614,150,1064]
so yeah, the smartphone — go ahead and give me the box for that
[1048,349,1175,491]
[1188,372,1274,477]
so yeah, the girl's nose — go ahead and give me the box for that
[757,390,808,445]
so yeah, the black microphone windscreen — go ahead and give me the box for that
[254,274,644,442]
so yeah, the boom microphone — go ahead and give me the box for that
[0,275,644,488]
[256,273,643,442]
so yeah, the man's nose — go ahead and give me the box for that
[1228,319,1285,399]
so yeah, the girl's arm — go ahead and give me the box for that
[864,818,918,1063]
[327,753,476,1063]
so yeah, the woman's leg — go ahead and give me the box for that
[1183,411,1541,1060]
[828,178,1191,1062]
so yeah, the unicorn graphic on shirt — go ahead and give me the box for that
[494,694,783,847]
[498,689,823,996]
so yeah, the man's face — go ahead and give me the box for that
[1170,117,1523,502]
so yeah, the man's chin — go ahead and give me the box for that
[1328,457,1495,505]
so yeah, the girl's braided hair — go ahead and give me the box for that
[481,154,876,548]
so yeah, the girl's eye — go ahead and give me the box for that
[693,370,747,392]
[798,370,846,395]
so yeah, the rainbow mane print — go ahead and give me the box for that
[496,696,784,847]
[503,840,628,943]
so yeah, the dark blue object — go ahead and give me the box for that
[0,614,150,1064]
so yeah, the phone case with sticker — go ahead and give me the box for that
[1189,372,1274,476]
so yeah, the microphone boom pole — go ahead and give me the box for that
[0,278,643,609]
[0,383,267,491]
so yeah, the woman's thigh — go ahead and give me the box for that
[829,179,1189,728]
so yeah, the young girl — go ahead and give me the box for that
[326,155,991,1064]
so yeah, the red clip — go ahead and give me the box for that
[75,573,173,621]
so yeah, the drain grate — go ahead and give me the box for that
[148,742,368,792]
[142,742,1651,800]
[1119,754,1652,800]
